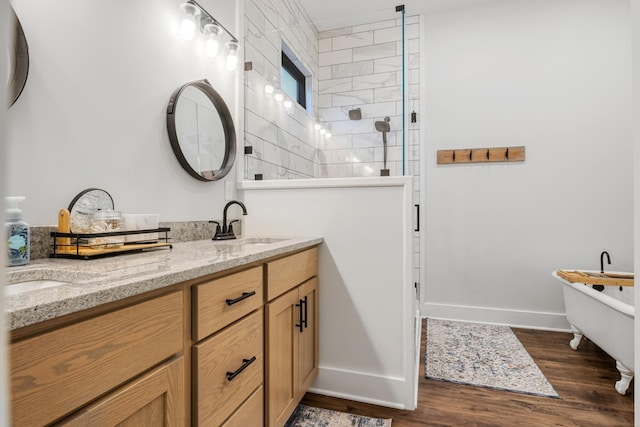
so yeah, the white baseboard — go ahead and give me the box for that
[421,302,571,332]
[309,366,412,410]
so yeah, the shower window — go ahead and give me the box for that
[280,41,311,112]
[282,51,306,109]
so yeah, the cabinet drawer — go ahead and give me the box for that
[266,247,318,301]
[194,309,264,427]
[11,290,184,427]
[221,385,264,427]
[193,266,263,341]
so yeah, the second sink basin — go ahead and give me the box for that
[4,280,71,296]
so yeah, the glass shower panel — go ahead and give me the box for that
[317,13,407,178]
[242,5,411,180]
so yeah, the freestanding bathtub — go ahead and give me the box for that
[553,270,634,395]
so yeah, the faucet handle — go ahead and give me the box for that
[209,220,222,239]
[228,220,239,236]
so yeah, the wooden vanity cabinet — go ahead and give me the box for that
[10,289,185,427]
[9,244,319,427]
[265,248,319,427]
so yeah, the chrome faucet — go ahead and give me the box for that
[600,251,611,274]
[212,200,247,240]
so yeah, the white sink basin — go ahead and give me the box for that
[4,268,99,297]
[4,280,70,296]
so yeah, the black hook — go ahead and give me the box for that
[486,149,490,160]
[452,150,456,162]
[469,150,472,161]
[505,147,509,160]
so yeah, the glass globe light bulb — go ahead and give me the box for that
[204,23,222,58]
[179,3,200,41]
[225,41,239,71]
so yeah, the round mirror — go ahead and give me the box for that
[166,79,236,181]
[8,6,29,107]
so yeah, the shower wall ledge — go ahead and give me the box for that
[237,176,413,190]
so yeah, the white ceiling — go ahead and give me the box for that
[298,0,497,31]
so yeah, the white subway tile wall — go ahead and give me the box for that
[243,0,321,180]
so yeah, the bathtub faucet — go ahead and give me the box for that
[600,251,611,274]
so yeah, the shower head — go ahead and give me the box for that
[348,108,362,120]
[374,116,391,133]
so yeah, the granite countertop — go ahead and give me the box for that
[4,236,323,330]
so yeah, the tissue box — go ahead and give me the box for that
[122,214,159,243]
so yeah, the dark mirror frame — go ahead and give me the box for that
[9,6,29,107]
[166,79,236,182]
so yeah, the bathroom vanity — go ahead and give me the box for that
[5,236,321,427]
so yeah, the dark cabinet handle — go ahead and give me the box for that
[301,296,308,329]
[226,291,256,306]
[295,301,303,332]
[415,204,420,232]
[226,356,257,381]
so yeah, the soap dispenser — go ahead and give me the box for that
[6,196,30,266]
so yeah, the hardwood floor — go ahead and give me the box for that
[300,319,634,426]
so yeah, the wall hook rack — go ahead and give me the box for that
[437,146,525,165]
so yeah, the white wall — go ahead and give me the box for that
[422,0,633,329]
[632,0,639,421]
[240,177,416,409]
[8,0,240,225]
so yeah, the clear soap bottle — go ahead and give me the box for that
[6,196,30,266]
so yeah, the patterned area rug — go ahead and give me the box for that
[425,319,559,398]
[285,404,392,426]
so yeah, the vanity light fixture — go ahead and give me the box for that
[178,1,240,71]
[325,131,332,139]
[319,128,327,135]
[264,83,275,95]
[314,123,321,130]
[274,91,284,103]
[283,98,293,111]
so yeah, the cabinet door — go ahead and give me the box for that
[58,357,185,427]
[298,277,318,398]
[265,288,300,427]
